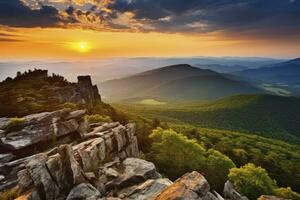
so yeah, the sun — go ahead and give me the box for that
[70,41,91,53]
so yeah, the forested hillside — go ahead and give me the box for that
[115,94,300,144]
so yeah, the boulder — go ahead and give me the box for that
[223,181,248,200]
[66,183,102,200]
[25,153,61,200]
[113,158,160,189]
[124,178,173,200]
[155,171,210,200]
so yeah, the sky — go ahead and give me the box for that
[0,0,300,59]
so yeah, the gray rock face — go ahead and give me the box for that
[223,181,248,200]
[0,109,86,151]
[66,183,102,200]
[113,158,160,189]
[26,153,61,200]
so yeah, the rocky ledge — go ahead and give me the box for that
[0,109,289,200]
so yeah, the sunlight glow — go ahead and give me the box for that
[71,41,91,53]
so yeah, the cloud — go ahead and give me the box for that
[0,0,66,27]
[0,0,299,40]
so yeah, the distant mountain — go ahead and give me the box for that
[195,64,247,73]
[233,58,300,85]
[101,64,263,101]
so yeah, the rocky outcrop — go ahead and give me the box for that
[0,109,138,193]
[0,108,277,200]
[54,75,101,108]
[224,181,248,200]
[155,171,216,200]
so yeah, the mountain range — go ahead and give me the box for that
[100,64,263,101]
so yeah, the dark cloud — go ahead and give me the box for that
[0,0,67,27]
[107,0,300,38]
[0,0,299,39]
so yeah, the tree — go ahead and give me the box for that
[204,149,235,192]
[228,163,277,200]
[149,128,206,180]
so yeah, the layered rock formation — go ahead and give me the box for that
[0,109,289,200]
[54,75,101,108]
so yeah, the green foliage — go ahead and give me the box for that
[114,99,300,193]
[149,128,206,180]
[148,128,235,191]
[228,163,277,200]
[86,114,112,124]
[61,102,78,111]
[275,187,300,200]
[204,149,236,191]
[4,117,26,132]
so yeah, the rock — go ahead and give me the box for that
[17,169,33,192]
[112,125,127,151]
[65,109,86,120]
[58,144,87,186]
[0,153,15,163]
[0,109,84,151]
[76,137,105,172]
[56,119,79,137]
[125,136,139,158]
[105,168,119,178]
[66,183,102,200]
[258,195,290,200]
[0,175,4,181]
[0,117,10,129]
[85,172,97,181]
[123,178,173,200]
[113,158,160,189]
[223,181,248,200]
[25,153,61,200]
[46,153,70,194]
[155,171,210,200]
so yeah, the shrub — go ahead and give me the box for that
[275,187,300,200]
[228,163,277,200]
[149,128,206,180]
[86,114,112,124]
[4,118,26,132]
[61,102,78,111]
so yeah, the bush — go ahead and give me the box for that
[149,128,206,180]
[275,187,300,200]
[61,102,78,111]
[0,187,20,200]
[228,163,277,200]
[86,114,112,124]
[4,118,26,132]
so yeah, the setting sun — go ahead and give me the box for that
[69,41,91,53]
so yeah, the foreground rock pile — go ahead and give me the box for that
[0,109,289,200]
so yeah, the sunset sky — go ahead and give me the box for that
[0,0,300,59]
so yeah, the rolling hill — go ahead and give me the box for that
[233,58,300,85]
[114,94,300,144]
[100,64,263,101]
